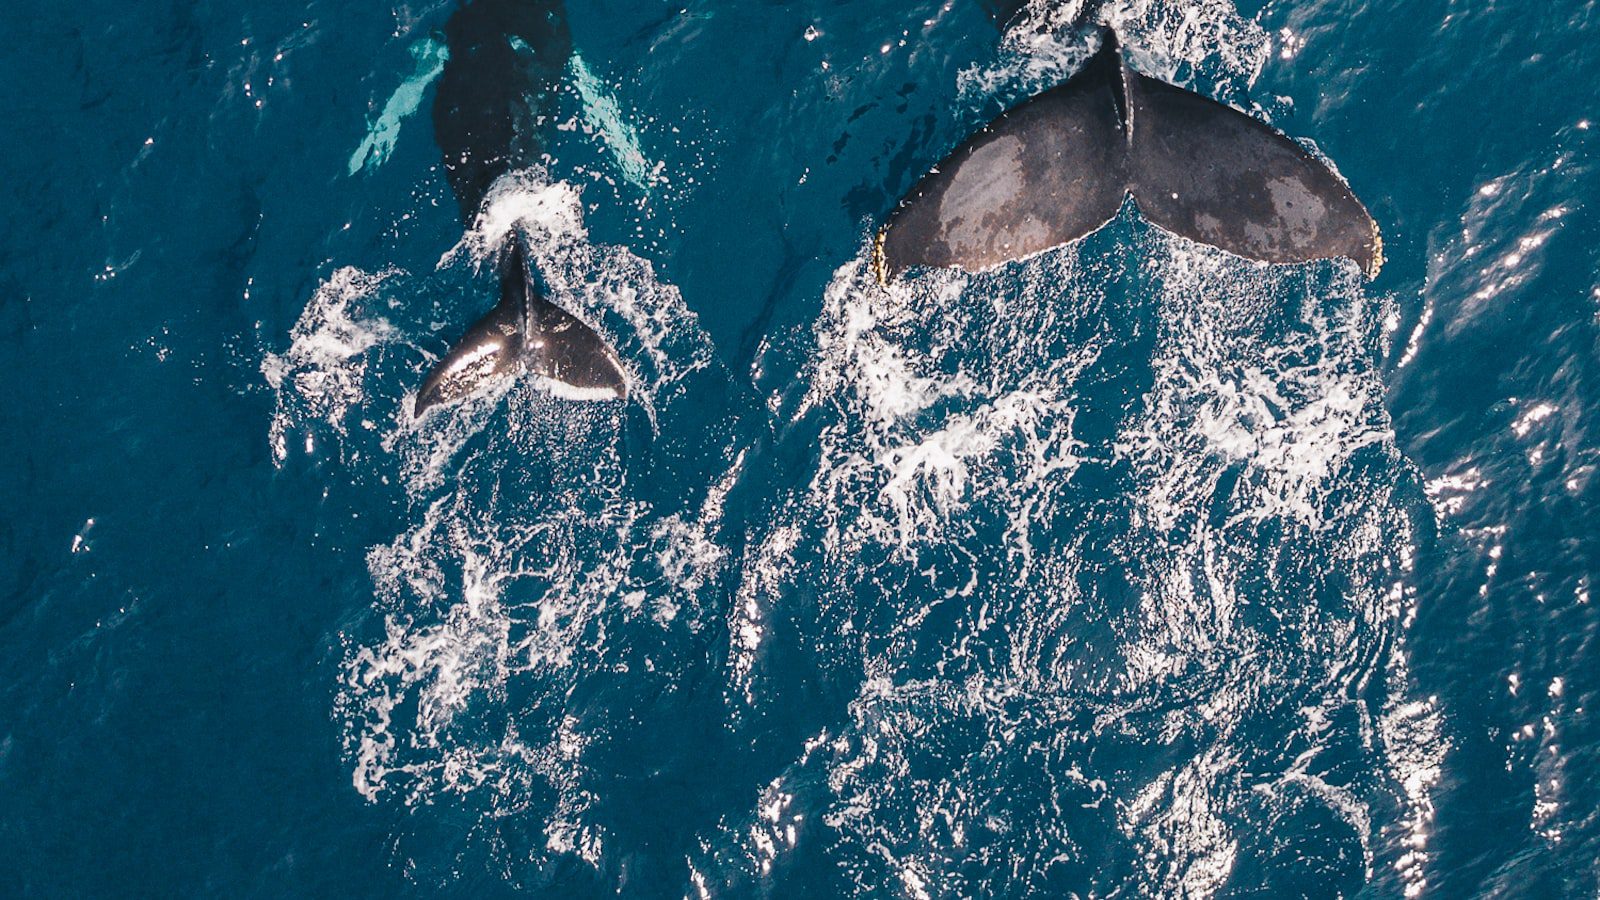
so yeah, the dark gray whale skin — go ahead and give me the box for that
[876,25,1382,283]
[416,0,626,416]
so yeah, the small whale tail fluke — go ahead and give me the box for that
[876,30,1382,284]
[414,240,627,417]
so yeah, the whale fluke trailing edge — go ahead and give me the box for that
[415,240,627,415]
[875,29,1383,284]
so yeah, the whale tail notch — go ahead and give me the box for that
[876,29,1382,284]
[414,240,627,417]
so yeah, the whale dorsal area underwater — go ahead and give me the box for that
[874,28,1383,284]
[416,0,627,416]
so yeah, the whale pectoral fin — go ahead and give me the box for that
[1127,72,1382,277]
[523,300,628,402]
[876,37,1130,284]
[414,282,525,417]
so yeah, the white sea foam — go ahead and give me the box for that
[263,266,403,465]
[697,218,1439,894]
[1120,247,1392,532]
[801,252,1095,557]
[266,164,724,881]
[958,0,1270,110]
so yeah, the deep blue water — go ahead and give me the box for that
[3,0,1599,896]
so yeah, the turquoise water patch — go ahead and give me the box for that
[347,38,449,176]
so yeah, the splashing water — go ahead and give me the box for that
[695,220,1444,896]
[959,0,1270,110]
[262,266,404,466]
[263,166,740,884]
[273,7,1448,895]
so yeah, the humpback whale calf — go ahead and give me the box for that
[415,0,627,416]
[875,12,1382,284]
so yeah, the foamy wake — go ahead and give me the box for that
[681,5,1442,892]
[958,0,1271,111]
[287,4,1448,890]
[262,266,403,466]
[800,251,1099,559]
[269,169,731,878]
[700,224,1444,896]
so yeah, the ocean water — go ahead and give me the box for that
[3,0,1598,896]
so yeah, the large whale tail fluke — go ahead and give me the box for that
[414,240,627,417]
[876,29,1383,285]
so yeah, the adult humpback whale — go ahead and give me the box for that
[415,0,627,416]
[875,16,1382,284]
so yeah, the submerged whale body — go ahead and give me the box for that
[416,0,626,416]
[875,28,1383,283]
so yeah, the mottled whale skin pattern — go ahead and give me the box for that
[878,30,1382,282]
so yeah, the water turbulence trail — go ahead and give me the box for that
[266,4,1446,890]
[697,216,1443,895]
[687,5,1444,892]
[960,0,1270,111]
[268,171,732,885]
